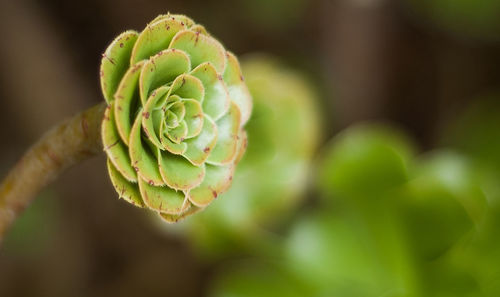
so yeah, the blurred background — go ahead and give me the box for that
[1,0,500,296]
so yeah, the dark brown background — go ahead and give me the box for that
[1,0,500,296]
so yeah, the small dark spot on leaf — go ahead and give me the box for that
[102,53,115,65]
[120,43,124,48]
[143,112,150,119]
[203,147,210,153]
[105,139,120,150]
[132,64,142,72]
[149,180,154,186]
[211,188,218,198]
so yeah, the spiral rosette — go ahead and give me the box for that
[99,14,252,222]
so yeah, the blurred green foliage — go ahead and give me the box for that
[210,261,306,297]
[318,124,414,198]
[285,210,414,297]
[402,152,486,260]
[437,95,500,297]
[211,121,499,297]
[443,94,500,205]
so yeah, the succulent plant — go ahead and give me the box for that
[99,14,252,222]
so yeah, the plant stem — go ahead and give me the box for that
[0,102,107,242]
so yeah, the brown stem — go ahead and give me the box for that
[0,102,107,241]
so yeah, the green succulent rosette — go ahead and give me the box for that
[99,14,252,222]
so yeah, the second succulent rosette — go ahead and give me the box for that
[99,14,252,222]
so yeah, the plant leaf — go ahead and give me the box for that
[207,101,241,165]
[130,17,187,64]
[161,133,188,155]
[183,116,218,166]
[169,74,205,102]
[114,61,145,145]
[188,164,234,207]
[158,150,205,191]
[167,120,188,143]
[138,178,188,214]
[107,159,143,207]
[191,62,230,120]
[100,31,138,104]
[182,99,204,139]
[224,52,253,126]
[142,86,170,148]
[139,49,190,105]
[129,112,164,186]
[102,103,137,182]
[233,129,248,165]
[159,205,201,223]
[169,30,226,73]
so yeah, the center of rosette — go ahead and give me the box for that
[142,77,206,155]
[162,99,188,144]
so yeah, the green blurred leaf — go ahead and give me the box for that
[318,124,415,198]
[210,261,307,297]
[400,151,487,260]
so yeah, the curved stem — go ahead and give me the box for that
[0,102,107,241]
